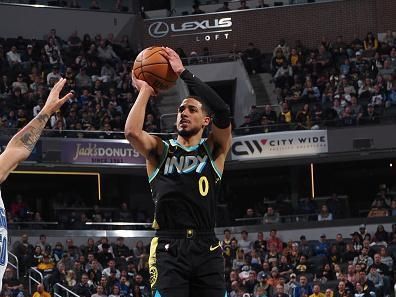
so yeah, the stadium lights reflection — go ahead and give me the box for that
[310,163,315,199]
[11,170,102,200]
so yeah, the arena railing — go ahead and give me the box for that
[28,267,43,295]
[7,251,19,279]
[54,283,79,297]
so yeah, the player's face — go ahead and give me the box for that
[177,98,210,137]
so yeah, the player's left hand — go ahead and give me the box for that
[41,78,73,115]
[162,47,185,76]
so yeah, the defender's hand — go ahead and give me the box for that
[41,78,73,115]
[162,47,185,76]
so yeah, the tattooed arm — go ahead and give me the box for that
[0,78,72,184]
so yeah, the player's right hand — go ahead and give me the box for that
[162,47,185,76]
[131,71,156,96]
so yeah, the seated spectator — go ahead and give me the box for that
[263,207,280,224]
[353,247,373,268]
[368,199,389,217]
[238,0,250,9]
[317,205,333,221]
[239,230,253,254]
[32,284,50,297]
[274,61,293,90]
[74,273,94,297]
[6,45,22,69]
[295,255,312,275]
[2,267,24,297]
[302,79,321,103]
[271,48,287,76]
[293,275,312,297]
[91,285,107,297]
[310,284,325,297]
[295,104,312,130]
[243,208,259,225]
[12,73,29,94]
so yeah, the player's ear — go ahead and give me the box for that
[202,116,211,127]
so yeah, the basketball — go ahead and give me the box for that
[132,46,178,90]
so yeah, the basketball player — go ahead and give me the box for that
[125,47,232,297]
[0,78,72,290]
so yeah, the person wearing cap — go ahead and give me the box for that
[255,272,273,297]
[314,234,329,257]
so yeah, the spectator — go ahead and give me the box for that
[74,273,94,297]
[6,45,22,68]
[239,230,253,254]
[317,205,333,221]
[32,284,50,297]
[292,275,312,297]
[96,243,114,268]
[239,0,250,9]
[243,42,261,74]
[2,267,24,297]
[91,285,107,297]
[310,284,325,297]
[263,207,280,224]
[12,73,28,94]
[267,230,283,253]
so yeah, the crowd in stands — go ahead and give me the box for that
[6,184,396,230]
[242,185,396,226]
[2,224,396,297]
[239,31,396,134]
[0,28,162,139]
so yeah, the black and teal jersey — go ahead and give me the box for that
[149,138,222,230]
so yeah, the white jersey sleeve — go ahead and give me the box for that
[0,189,8,292]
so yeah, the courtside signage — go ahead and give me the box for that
[147,17,232,42]
[61,139,145,165]
[231,130,328,161]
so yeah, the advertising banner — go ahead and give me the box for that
[231,130,328,161]
[61,139,145,165]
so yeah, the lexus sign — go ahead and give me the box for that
[147,17,232,42]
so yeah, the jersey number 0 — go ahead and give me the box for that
[198,176,209,197]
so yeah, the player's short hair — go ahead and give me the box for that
[184,95,212,116]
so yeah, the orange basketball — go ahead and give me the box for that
[132,46,178,90]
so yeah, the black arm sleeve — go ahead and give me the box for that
[180,69,231,129]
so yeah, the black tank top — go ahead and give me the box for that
[149,139,222,230]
